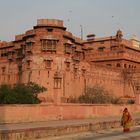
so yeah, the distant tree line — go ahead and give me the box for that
[0,82,47,104]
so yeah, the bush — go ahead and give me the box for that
[0,85,15,104]
[78,85,111,104]
[26,82,47,94]
[127,99,135,104]
[77,85,122,104]
[111,97,123,104]
[0,82,47,104]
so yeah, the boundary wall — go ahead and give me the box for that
[0,103,140,124]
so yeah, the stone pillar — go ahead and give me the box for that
[53,71,62,104]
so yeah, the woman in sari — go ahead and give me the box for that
[121,108,132,132]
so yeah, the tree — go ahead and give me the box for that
[0,82,47,104]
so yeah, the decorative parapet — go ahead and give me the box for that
[0,42,14,49]
[15,34,25,41]
[25,29,35,37]
[90,50,140,62]
[91,51,124,61]
[63,31,73,40]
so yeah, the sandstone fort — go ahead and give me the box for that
[0,19,140,103]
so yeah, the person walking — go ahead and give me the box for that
[121,108,132,132]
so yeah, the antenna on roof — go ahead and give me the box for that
[80,25,83,40]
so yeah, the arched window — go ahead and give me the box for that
[124,64,127,68]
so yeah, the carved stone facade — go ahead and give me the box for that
[0,19,140,102]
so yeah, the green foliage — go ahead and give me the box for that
[110,97,123,104]
[127,99,135,104]
[0,82,47,104]
[0,85,15,104]
[26,82,47,94]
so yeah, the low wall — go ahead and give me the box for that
[0,103,140,124]
[1,119,140,140]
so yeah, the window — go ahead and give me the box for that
[27,61,31,69]
[46,27,53,32]
[74,68,78,76]
[81,69,86,76]
[16,49,23,59]
[47,40,52,48]
[18,66,22,73]
[41,40,47,49]
[65,44,71,54]
[14,48,23,59]
[116,63,121,67]
[7,51,13,60]
[38,71,40,76]
[45,60,52,69]
[48,71,50,78]
[1,67,6,74]
[25,41,34,54]
[65,62,70,70]
[124,64,127,68]
[98,47,105,52]
[41,40,58,51]
[82,52,85,59]
[1,49,7,57]
[110,46,118,51]
[73,52,81,61]
[8,75,10,81]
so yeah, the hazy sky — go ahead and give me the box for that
[0,0,140,41]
